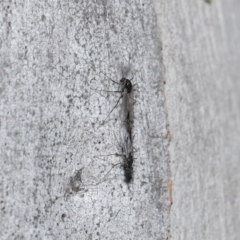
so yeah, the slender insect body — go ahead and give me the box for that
[123,158,133,183]
[120,89,132,127]
[120,126,133,183]
[119,78,134,184]
[120,122,132,160]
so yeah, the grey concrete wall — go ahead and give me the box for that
[1,0,240,240]
[0,1,169,240]
[153,0,240,239]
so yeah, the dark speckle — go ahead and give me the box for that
[61,213,66,222]
[41,15,46,21]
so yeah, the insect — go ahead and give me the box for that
[95,66,135,184]
[80,56,135,124]
[101,76,134,125]
[120,128,134,183]
[119,77,134,183]
[95,122,134,184]
[82,57,136,183]
[94,77,135,184]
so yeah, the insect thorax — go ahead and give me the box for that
[120,78,132,93]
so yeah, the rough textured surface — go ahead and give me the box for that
[1,0,240,239]
[0,1,170,240]
[153,0,240,239]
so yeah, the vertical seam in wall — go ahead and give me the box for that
[160,42,173,240]
[161,55,173,240]
[152,2,173,239]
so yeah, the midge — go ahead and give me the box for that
[82,58,135,124]
[101,75,134,125]
[94,104,135,184]
[98,150,134,184]
[120,120,134,183]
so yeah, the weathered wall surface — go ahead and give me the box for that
[153,0,240,239]
[0,1,170,240]
[1,0,240,239]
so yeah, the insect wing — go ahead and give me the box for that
[121,89,132,122]
[119,124,132,158]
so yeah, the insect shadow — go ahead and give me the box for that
[64,166,117,201]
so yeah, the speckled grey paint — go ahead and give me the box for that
[0,1,170,240]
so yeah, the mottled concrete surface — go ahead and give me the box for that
[1,1,240,240]
[153,0,240,239]
[0,1,170,240]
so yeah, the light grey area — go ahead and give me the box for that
[2,1,239,240]
[0,1,170,240]
[153,0,240,240]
